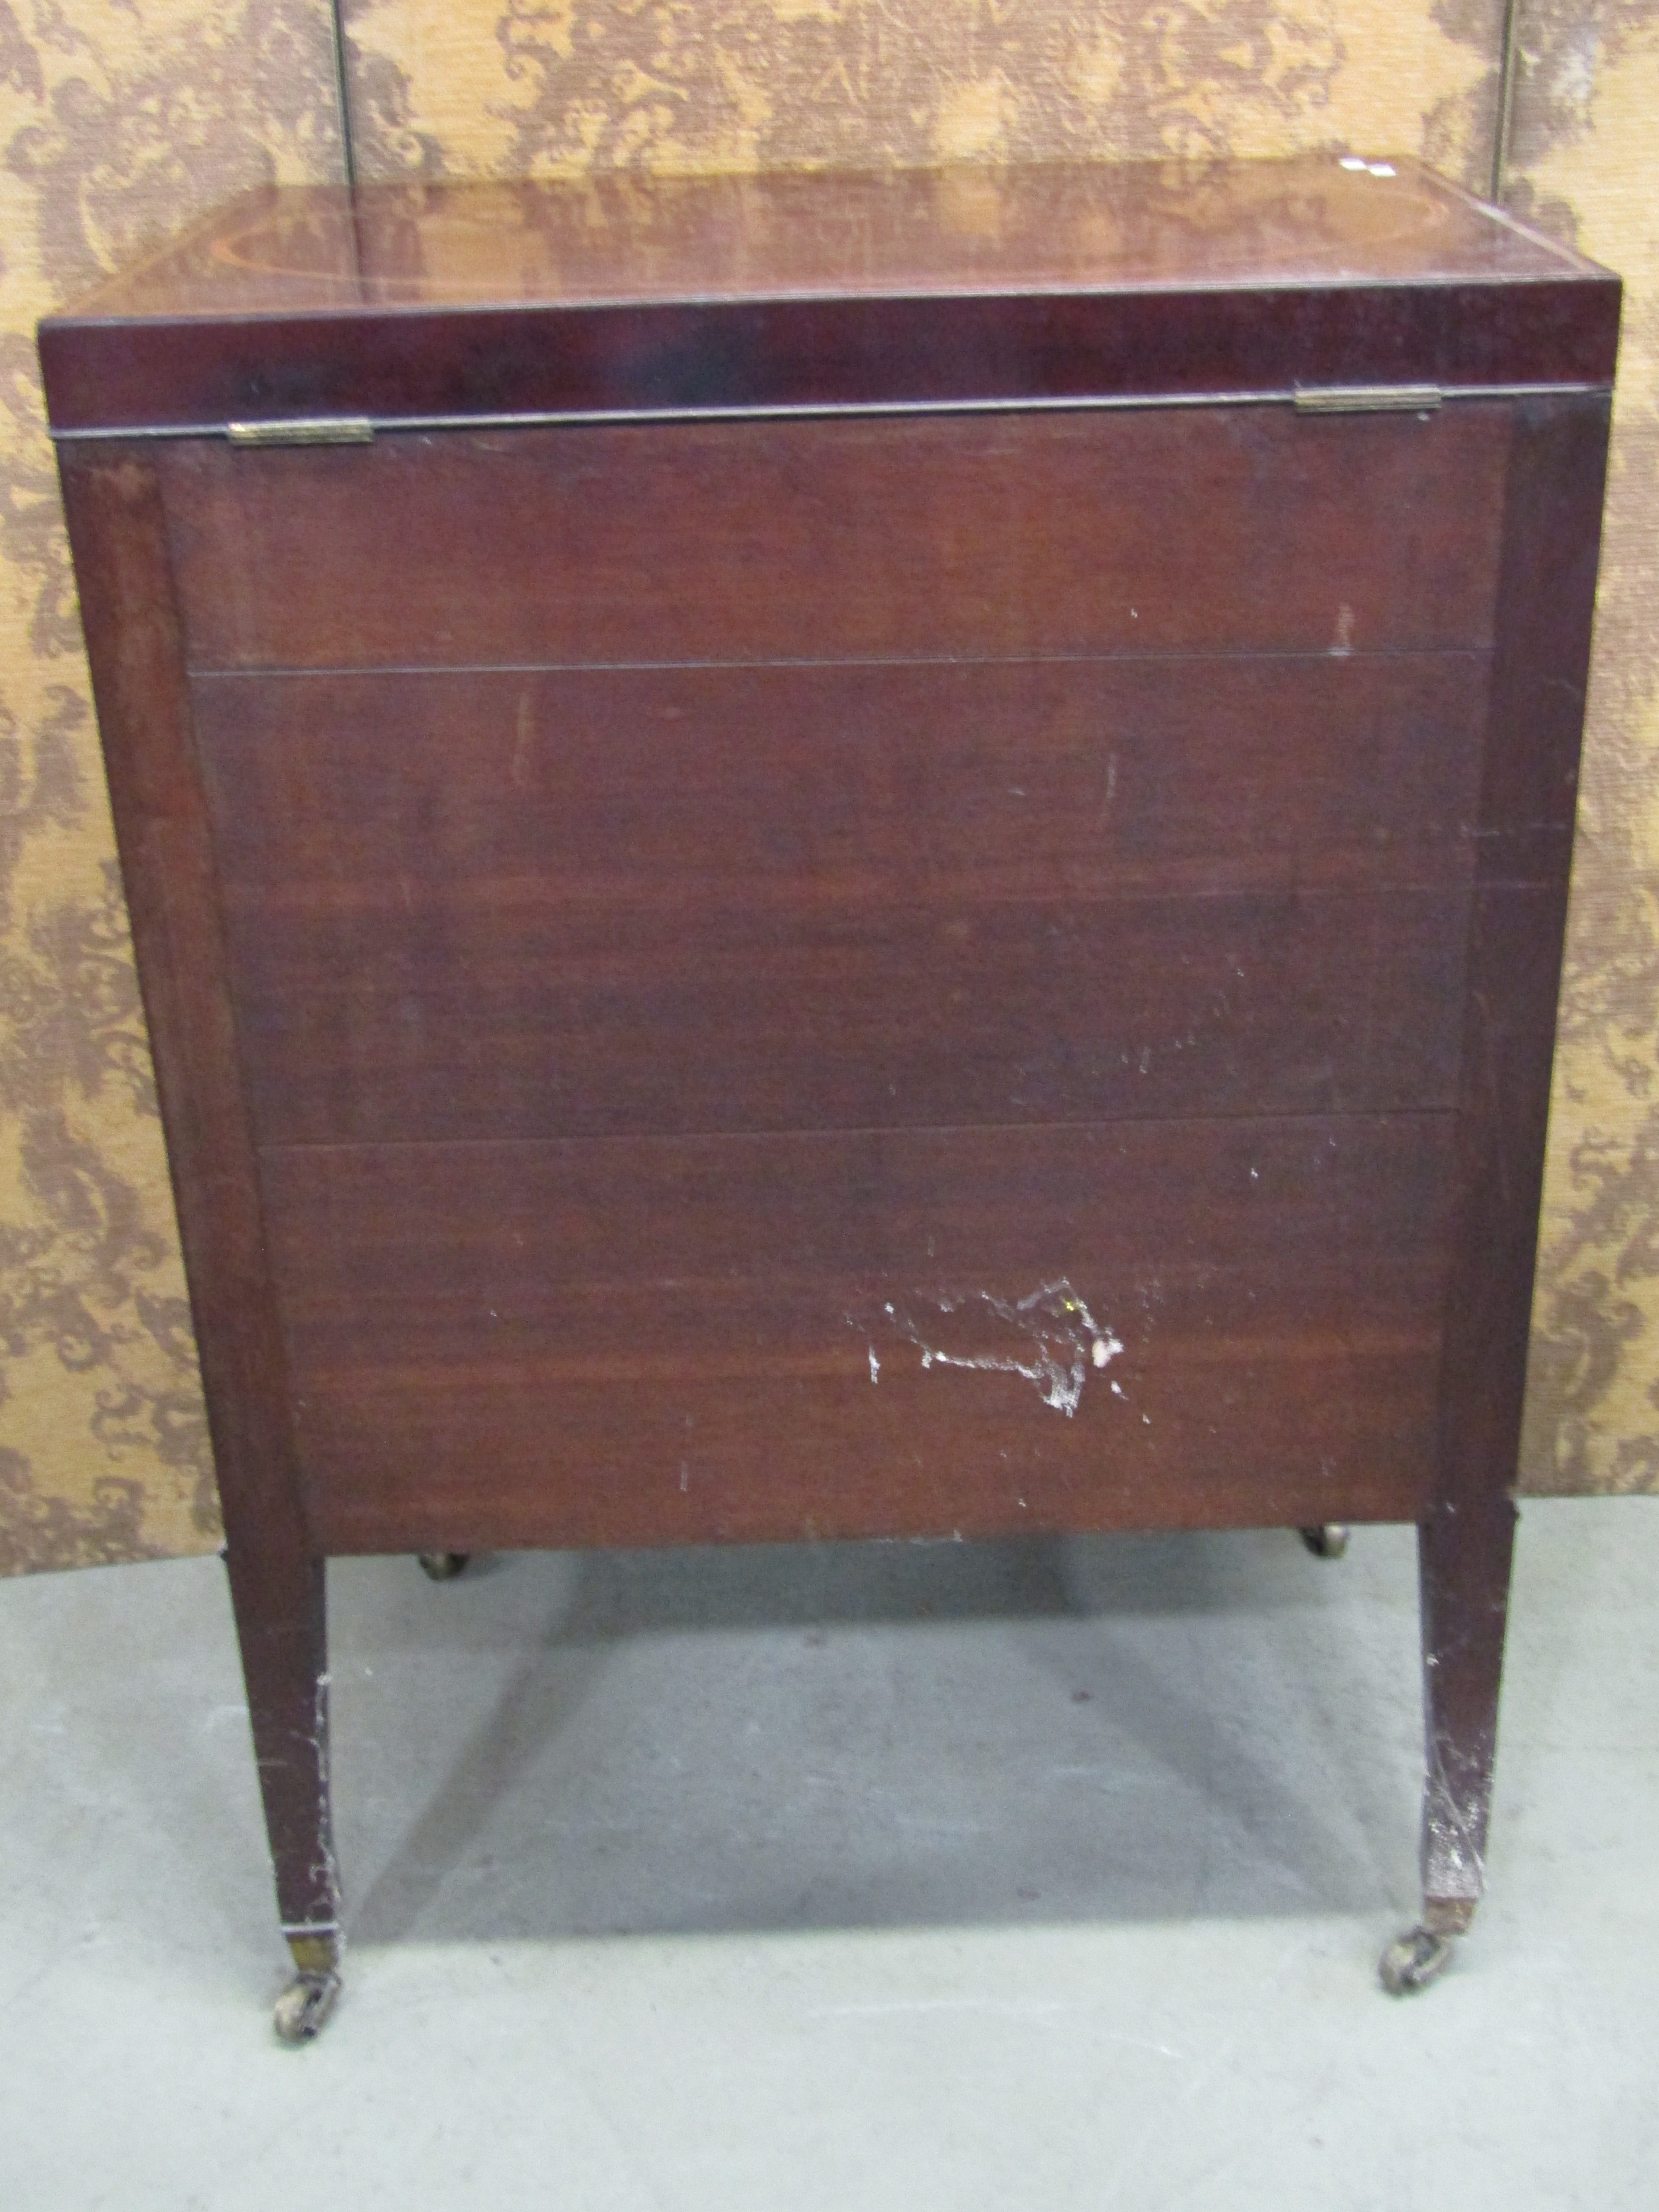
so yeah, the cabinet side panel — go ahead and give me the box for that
[1436,393,1613,1512]
[56,448,334,1925]
[54,449,309,1558]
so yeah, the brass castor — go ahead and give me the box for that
[273,1968,342,2043]
[1378,1925,1456,1996]
[275,1927,342,2042]
[1299,1523,1350,1560]
[418,1552,470,1581]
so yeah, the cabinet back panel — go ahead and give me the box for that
[261,1116,1452,1551]
[159,406,1510,671]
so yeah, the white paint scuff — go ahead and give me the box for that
[855,1278,1123,1417]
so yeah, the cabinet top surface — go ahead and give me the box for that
[56,157,1603,323]
[39,157,1619,433]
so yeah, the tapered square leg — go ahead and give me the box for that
[224,1546,341,2039]
[1381,1495,1517,1994]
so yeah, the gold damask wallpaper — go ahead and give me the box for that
[0,1,1653,1574]
[0,2,346,1572]
[1511,4,1659,1491]
[340,2,1505,183]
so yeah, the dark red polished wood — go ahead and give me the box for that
[158,407,1509,669]
[263,1114,1453,1556]
[42,157,1617,2021]
[190,655,1489,896]
[54,448,338,1956]
[1413,391,1613,1929]
[38,158,1618,431]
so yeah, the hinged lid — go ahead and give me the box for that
[38,155,1620,437]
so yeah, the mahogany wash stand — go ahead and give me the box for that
[40,157,1617,2039]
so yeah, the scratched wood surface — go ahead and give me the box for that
[157,396,1510,1538]
[262,1117,1453,1552]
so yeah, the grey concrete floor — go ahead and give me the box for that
[1,1499,1655,2209]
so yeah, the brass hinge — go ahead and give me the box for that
[226,415,375,447]
[1293,384,1443,415]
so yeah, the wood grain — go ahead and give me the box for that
[36,162,1620,433]
[42,283,1621,435]
[192,654,1490,900]
[1433,394,1614,1520]
[159,407,1510,672]
[261,1116,1455,1554]
[47,161,1603,327]
[192,651,1481,1145]
[224,879,1468,1145]
[1403,393,1613,1931]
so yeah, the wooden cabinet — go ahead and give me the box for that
[40,156,1619,2037]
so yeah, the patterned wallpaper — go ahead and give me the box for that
[1512,4,1659,1491]
[0,1,1651,1574]
[340,2,1504,183]
[0,2,346,1573]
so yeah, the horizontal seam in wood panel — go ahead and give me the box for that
[217,874,1479,903]
[186,644,1498,682]
[254,1104,1460,1161]
[211,877,1551,905]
